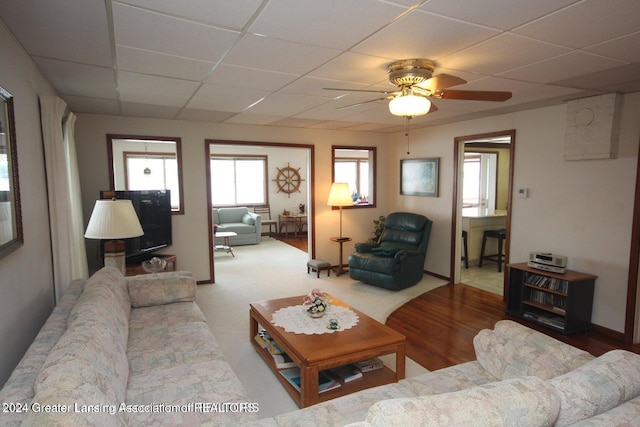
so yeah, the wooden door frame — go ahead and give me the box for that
[450,130,516,300]
[205,139,315,284]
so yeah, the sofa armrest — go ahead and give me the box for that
[127,274,196,307]
[355,242,379,253]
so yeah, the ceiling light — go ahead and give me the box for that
[389,94,431,117]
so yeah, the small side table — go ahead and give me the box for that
[214,231,238,257]
[330,237,352,276]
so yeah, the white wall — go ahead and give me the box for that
[74,115,391,282]
[389,94,640,334]
[0,24,58,386]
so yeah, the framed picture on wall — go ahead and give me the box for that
[400,158,439,197]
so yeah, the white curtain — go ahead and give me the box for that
[40,96,88,302]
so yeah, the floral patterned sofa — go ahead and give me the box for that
[247,320,640,427]
[0,267,257,426]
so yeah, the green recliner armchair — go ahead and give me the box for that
[348,212,432,290]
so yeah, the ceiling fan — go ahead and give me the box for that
[325,59,512,117]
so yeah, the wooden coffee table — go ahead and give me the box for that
[249,295,406,408]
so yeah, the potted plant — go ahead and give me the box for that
[367,215,386,244]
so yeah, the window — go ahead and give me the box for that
[463,151,497,209]
[210,155,267,206]
[107,135,184,214]
[124,152,180,209]
[332,146,375,207]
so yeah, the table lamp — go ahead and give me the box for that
[85,199,144,273]
[327,182,352,239]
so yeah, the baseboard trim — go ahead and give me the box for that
[591,323,626,343]
[425,270,449,282]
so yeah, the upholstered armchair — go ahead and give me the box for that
[348,212,432,290]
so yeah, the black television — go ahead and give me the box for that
[100,190,172,263]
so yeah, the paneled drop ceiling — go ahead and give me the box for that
[1,0,639,132]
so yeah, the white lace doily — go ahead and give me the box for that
[272,305,359,335]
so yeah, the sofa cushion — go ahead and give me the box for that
[125,360,256,426]
[549,349,640,426]
[128,274,196,307]
[218,207,249,223]
[366,376,560,427]
[129,301,206,332]
[33,324,129,411]
[127,321,225,375]
[23,379,126,427]
[474,320,593,380]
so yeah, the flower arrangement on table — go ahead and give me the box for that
[303,289,332,318]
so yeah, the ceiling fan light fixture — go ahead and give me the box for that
[389,94,431,117]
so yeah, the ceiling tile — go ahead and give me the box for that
[514,0,640,48]
[187,84,271,112]
[33,57,117,99]
[62,95,120,116]
[420,0,579,30]
[552,63,640,91]
[248,0,405,49]
[116,46,215,81]
[352,9,500,60]
[245,92,329,116]
[112,2,239,62]
[177,108,236,122]
[115,0,263,30]
[439,33,570,75]
[586,32,640,62]
[206,65,298,91]
[0,0,112,67]
[225,113,284,126]
[117,72,199,106]
[120,102,181,119]
[224,33,340,75]
[308,52,395,85]
[499,51,627,84]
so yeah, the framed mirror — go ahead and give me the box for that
[0,85,23,259]
[107,134,184,214]
[332,146,376,208]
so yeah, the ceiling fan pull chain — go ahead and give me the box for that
[405,116,411,155]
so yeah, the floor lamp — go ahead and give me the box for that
[327,183,353,276]
[85,199,144,274]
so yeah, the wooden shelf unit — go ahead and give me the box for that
[250,329,397,406]
[125,254,177,277]
[506,262,596,334]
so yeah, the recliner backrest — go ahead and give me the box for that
[379,212,432,255]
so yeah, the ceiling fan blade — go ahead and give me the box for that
[336,97,390,110]
[416,74,467,92]
[324,87,397,95]
[435,90,512,102]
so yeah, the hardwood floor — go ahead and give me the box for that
[385,283,640,372]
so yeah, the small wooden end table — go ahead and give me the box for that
[250,295,406,408]
[214,231,237,257]
[330,237,351,276]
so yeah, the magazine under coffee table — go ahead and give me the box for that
[249,295,406,408]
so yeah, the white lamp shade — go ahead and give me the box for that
[389,95,431,117]
[85,199,144,239]
[327,182,353,207]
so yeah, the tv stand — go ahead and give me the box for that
[125,254,177,277]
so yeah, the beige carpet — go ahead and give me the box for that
[196,237,447,419]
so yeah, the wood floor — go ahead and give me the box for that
[386,282,640,372]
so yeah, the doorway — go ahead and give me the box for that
[451,130,515,298]
[205,140,315,283]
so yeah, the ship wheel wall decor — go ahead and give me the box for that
[273,163,304,197]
